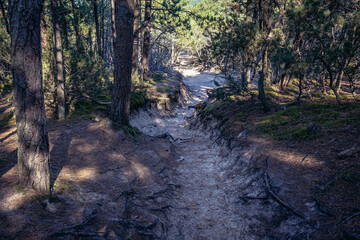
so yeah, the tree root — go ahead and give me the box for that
[48,209,98,238]
[113,188,135,202]
[264,157,305,219]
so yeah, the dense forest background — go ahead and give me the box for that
[1,0,359,117]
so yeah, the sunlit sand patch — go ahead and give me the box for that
[108,152,126,162]
[76,167,98,180]
[131,162,151,180]
[0,191,28,211]
[75,140,99,153]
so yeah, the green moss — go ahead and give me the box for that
[201,101,225,116]
[130,90,147,110]
[253,103,360,141]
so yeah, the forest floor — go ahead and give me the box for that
[0,55,359,240]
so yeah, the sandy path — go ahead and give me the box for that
[130,64,264,239]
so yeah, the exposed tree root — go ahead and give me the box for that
[264,157,305,219]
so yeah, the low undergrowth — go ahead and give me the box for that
[254,103,360,140]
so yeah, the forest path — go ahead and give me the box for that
[130,58,261,239]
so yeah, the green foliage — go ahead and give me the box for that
[130,90,147,110]
[254,103,360,140]
[0,27,11,90]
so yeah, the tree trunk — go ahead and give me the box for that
[132,0,140,77]
[245,0,252,24]
[9,0,50,193]
[111,0,134,125]
[51,0,65,119]
[258,71,271,112]
[101,0,105,54]
[141,0,152,82]
[258,48,271,112]
[296,74,303,102]
[111,0,116,45]
[0,0,10,34]
[70,0,80,49]
[93,0,102,57]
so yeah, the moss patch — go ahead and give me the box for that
[253,103,360,140]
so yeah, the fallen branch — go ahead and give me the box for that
[49,209,98,238]
[81,92,111,105]
[113,189,135,202]
[342,212,360,223]
[320,172,344,192]
[301,154,310,162]
[314,199,335,217]
[264,157,305,219]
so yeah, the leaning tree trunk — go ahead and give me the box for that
[141,0,152,82]
[51,0,65,119]
[111,0,134,125]
[131,0,140,77]
[9,0,50,193]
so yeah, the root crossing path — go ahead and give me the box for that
[130,65,274,239]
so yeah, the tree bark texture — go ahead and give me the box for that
[111,0,116,45]
[141,0,152,82]
[9,0,50,193]
[51,0,65,119]
[93,0,102,57]
[70,0,80,49]
[132,0,140,77]
[111,0,134,125]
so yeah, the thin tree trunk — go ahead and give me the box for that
[93,0,102,57]
[100,0,105,54]
[141,0,152,82]
[111,0,116,45]
[245,0,252,24]
[70,0,80,49]
[9,0,50,193]
[132,0,140,77]
[0,0,10,34]
[58,0,69,48]
[51,0,65,119]
[258,49,271,112]
[111,0,134,125]
[296,74,303,102]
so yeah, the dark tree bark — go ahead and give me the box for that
[132,0,140,77]
[93,0,102,57]
[58,0,69,48]
[0,0,9,34]
[258,48,271,112]
[100,0,105,53]
[51,0,65,119]
[111,0,134,125]
[141,0,152,82]
[70,0,80,49]
[9,0,50,193]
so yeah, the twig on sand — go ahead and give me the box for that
[264,157,305,219]
[113,189,135,202]
[301,154,310,162]
[239,196,269,201]
[342,212,360,223]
